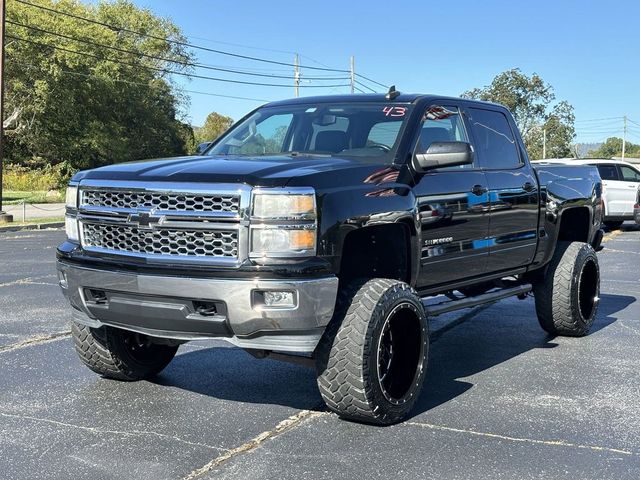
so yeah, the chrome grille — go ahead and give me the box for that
[81,223,238,258]
[81,190,239,213]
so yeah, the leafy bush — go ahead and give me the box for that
[2,163,73,191]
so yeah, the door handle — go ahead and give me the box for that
[471,184,487,196]
[523,182,535,192]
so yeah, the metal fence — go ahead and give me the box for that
[3,200,65,222]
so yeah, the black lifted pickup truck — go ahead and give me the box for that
[58,91,604,424]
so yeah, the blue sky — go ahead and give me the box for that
[128,0,640,144]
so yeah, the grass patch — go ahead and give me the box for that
[0,216,64,227]
[2,190,64,204]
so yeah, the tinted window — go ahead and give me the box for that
[469,108,521,169]
[234,114,293,155]
[619,165,640,182]
[210,103,413,163]
[367,121,402,149]
[311,116,349,150]
[595,164,619,181]
[417,106,471,169]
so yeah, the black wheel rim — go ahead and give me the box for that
[376,302,426,405]
[123,332,161,365]
[578,257,599,321]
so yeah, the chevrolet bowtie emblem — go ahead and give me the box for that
[128,211,163,230]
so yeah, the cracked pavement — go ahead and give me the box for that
[0,227,639,479]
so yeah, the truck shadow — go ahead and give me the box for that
[409,292,634,419]
[154,345,323,410]
[153,293,633,419]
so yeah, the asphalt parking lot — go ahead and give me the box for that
[1,226,639,480]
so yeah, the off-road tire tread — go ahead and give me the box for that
[533,241,599,337]
[71,323,177,381]
[315,278,427,424]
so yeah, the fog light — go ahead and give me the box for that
[264,291,294,307]
[254,290,297,309]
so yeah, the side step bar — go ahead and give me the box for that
[422,284,532,317]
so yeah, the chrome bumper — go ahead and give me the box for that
[57,261,338,353]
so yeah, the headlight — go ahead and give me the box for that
[65,216,79,241]
[65,186,78,208]
[249,188,317,258]
[251,227,316,257]
[252,192,315,219]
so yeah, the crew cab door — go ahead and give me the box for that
[413,105,490,288]
[466,106,539,271]
[595,163,626,216]
[617,164,640,216]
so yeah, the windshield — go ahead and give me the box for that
[207,102,414,163]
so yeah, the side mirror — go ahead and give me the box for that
[413,141,474,172]
[196,142,212,155]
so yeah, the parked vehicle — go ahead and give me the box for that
[534,159,640,229]
[58,92,604,424]
[634,186,640,224]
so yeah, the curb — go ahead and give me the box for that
[0,221,64,232]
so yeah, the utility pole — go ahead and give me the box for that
[293,53,300,98]
[542,128,547,159]
[349,55,355,94]
[622,115,627,160]
[0,0,11,223]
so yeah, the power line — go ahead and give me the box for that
[14,0,351,73]
[7,34,350,88]
[13,59,270,103]
[7,20,350,81]
[355,72,389,89]
[354,79,377,93]
[574,116,624,123]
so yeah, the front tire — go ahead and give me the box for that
[533,241,600,336]
[315,279,429,425]
[72,323,178,381]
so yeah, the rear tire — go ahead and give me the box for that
[604,220,623,230]
[533,241,600,336]
[315,279,429,425]
[72,323,178,381]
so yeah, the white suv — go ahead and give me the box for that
[534,159,640,229]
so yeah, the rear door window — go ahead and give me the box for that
[469,108,522,169]
[595,164,620,181]
[619,165,640,182]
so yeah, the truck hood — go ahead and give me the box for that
[73,154,390,188]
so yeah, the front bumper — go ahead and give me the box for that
[57,261,338,353]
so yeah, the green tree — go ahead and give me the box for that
[5,0,195,173]
[462,69,575,159]
[194,111,234,145]
[587,138,640,158]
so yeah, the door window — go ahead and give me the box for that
[595,164,620,181]
[469,108,522,169]
[619,165,640,182]
[417,106,472,169]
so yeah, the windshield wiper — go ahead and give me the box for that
[284,151,332,158]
